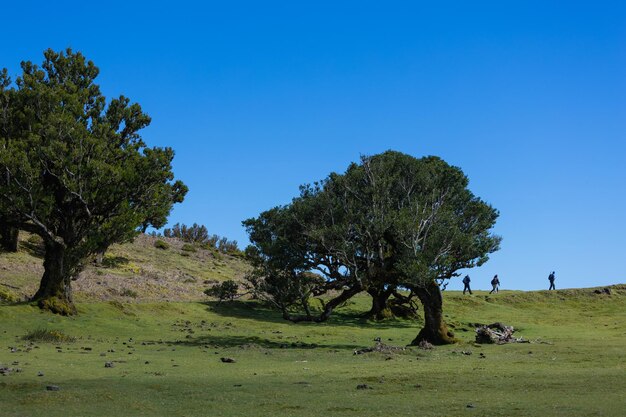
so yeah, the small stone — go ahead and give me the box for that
[144,361,150,364]
[356,384,371,390]
[37,371,44,377]
[104,362,114,368]
[220,357,235,363]
[467,404,475,408]
[46,385,60,391]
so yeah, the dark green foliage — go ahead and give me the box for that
[154,240,170,250]
[0,222,18,252]
[244,151,500,342]
[164,223,209,243]
[204,280,239,302]
[0,49,186,314]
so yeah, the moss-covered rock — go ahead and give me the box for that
[38,296,77,316]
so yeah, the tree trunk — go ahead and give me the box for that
[0,224,18,252]
[365,287,394,320]
[32,240,77,315]
[410,279,456,345]
[283,284,363,323]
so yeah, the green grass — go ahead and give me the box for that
[1,287,625,416]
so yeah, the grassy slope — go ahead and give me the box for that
[1,288,625,417]
[0,233,249,302]
[1,238,625,416]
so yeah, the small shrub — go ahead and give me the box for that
[0,288,18,302]
[154,240,169,250]
[120,288,139,298]
[181,243,197,252]
[22,329,76,343]
[27,234,43,245]
[204,280,239,302]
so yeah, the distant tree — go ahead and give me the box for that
[164,223,209,243]
[244,151,500,344]
[163,223,239,254]
[0,49,186,314]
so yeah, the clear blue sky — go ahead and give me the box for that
[2,1,625,290]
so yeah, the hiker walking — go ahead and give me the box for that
[489,274,500,294]
[462,275,472,295]
[548,271,556,290]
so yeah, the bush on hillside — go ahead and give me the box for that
[22,329,76,343]
[0,288,18,302]
[181,243,197,252]
[154,240,169,250]
[204,280,239,302]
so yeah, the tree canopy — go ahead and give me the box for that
[244,150,500,344]
[0,49,187,314]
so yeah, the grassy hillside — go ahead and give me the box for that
[0,287,625,416]
[0,233,249,302]
[1,238,625,416]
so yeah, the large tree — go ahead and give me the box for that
[0,49,187,314]
[244,151,500,345]
[0,69,19,252]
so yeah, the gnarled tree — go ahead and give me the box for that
[244,151,500,344]
[0,49,186,314]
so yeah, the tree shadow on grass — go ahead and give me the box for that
[203,300,417,330]
[169,333,361,350]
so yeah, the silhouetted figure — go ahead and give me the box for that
[462,275,472,295]
[489,274,500,294]
[548,271,556,290]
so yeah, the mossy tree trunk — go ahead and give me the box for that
[0,224,18,252]
[410,279,456,345]
[32,240,77,315]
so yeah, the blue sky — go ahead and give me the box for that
[2,1,625,290]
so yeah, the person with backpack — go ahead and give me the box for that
[462,275,472,295]
[548,271,556,290]
[489,274,500,294]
